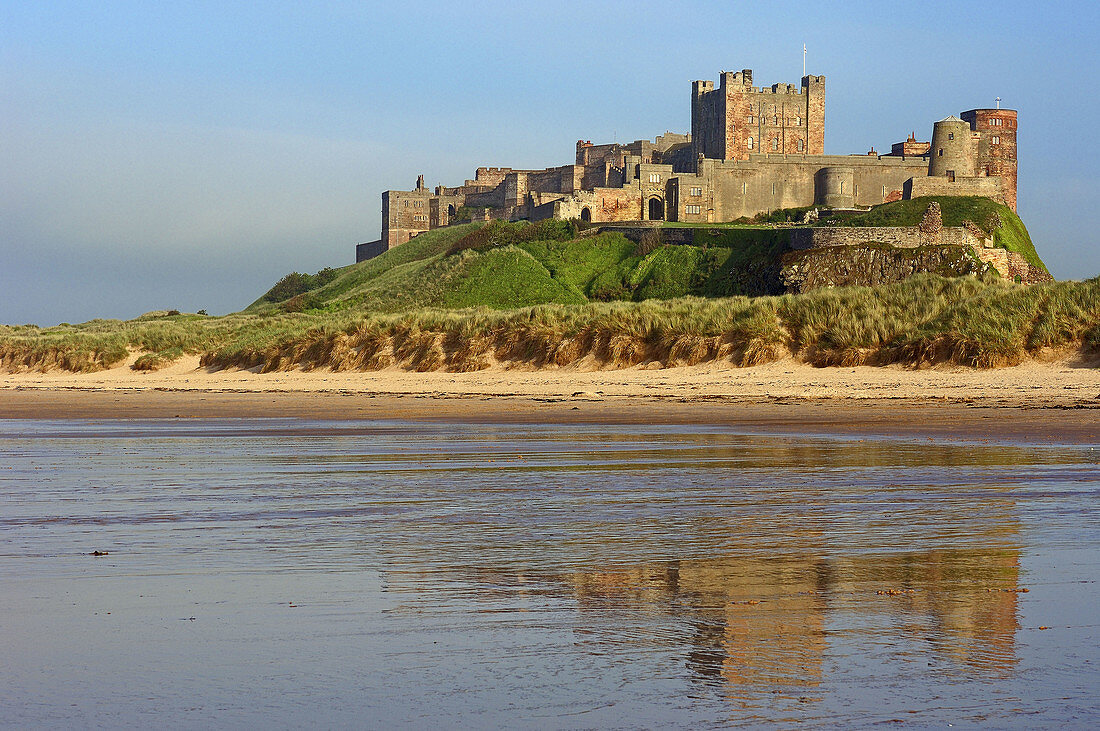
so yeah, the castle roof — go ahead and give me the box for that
[937,115,964,123]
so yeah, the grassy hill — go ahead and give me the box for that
[249,197,1046,317]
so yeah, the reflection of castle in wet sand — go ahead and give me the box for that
[562,547,1021,694]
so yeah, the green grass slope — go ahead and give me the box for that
[250,220,796,316]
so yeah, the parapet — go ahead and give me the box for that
[719,69,753,89]
[691,80,714,96]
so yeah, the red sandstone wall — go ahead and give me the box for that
[962,109,1018,211]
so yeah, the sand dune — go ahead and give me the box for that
[3,354,1098,409]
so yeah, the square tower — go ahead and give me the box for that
[960,108,1018,211]
[691,69,825,164]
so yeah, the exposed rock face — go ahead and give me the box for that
[779,244,993,292]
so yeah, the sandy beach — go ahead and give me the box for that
[2,355,1098,443]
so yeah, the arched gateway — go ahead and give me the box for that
[648,197,664,221]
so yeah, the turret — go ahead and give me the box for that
[928,116,976,178]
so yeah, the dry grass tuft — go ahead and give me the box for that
[6,275,1100,375]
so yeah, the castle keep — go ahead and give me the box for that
[358,69,1018,262]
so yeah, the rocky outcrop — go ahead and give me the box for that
[780,244,994,293]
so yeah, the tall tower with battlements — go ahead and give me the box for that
[691,68,825,165]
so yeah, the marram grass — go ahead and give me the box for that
[2,275,1099,374]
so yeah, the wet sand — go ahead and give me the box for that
[2,359,1099,444]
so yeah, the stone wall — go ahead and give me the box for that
[972,247,1052,284]
[702,154,928,220]
[906,175,1005,203]
[356,239,386,263]
[789,226,982,251]
[553,187,642,223]
[382,190,433,247]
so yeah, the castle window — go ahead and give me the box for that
[796,116,802,126]
[948,132,954,140]
[771,137,779,150]
[686,204,701,214]
[648,173,661,183]
[773,115,779,125]
[938,149,944,156]
[747,137,754,149]
[748,115,755,124]
[797,139,804,152]
[991,135,1000,145]
[690,187,702,196]
[404,201,410,207]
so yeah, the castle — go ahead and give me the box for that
[357,68,1018,262]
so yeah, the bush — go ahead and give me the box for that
[262,267,340,303]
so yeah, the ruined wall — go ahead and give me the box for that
[973,247,1052,283]
[788,225,1049,283]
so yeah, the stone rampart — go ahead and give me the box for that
[906,175,1004,203]
[356,239,387,263]
[789,226,981,250]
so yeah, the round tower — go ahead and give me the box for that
[815,166,855,208]
[928,116,976,178]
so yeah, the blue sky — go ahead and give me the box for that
[3,0,1098,325]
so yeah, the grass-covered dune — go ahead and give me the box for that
[3,275,1098,374]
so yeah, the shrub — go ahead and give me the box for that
[262,267,340,303]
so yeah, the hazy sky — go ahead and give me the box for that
[3,0,1098,325]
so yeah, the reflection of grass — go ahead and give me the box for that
[4,274,1098,373]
